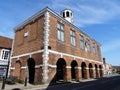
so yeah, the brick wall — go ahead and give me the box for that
[13,15,44,56]
[49,14,102,62]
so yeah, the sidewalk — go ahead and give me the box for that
[0,78,97,90]
[0,83,48,90]
[1,75,119,90]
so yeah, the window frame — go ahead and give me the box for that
[92,42,96,54]
[57,22,64,42]
[70,30,76,46]
[1,49,10,60]
[86,39,91,52]
[80,35,84,49]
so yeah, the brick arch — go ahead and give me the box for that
[14,59,21,79]
[89,63,94,78]
[81,62,87,79]
[27,58,35,84]
[94,64,99,78]
[99,64,103,77]
[71,60,79,80]
[56,58,66,81]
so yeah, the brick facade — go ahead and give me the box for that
[10,7,104,84]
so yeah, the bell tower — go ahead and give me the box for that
[61,9,74,23]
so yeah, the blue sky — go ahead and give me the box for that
[0,0,120,66]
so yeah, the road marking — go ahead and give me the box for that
[72,84,94,90]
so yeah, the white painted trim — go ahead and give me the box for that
[66,66,71,69]
[35,65,42,68]
[42,11,50,83]
[86,67,89,69]
[21,66,26,69]
[14,7,101,46]
[10,67,15,70]
[48,64,56,68]
[49,50,103,64]
[11,50,44,59]
[77,67,81,69]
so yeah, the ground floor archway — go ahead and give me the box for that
[27,58,35,84]
[71,60,78,80]
[56,58,66,81]
[99,65,103,77]
[95,64,99,78]
[89,63,93,78]
[81,62,87,79]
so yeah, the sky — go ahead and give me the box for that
[0,0,120,66]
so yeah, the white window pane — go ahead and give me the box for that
[73,38,76,46]
[57,23,60,29]
[71,37,72,44]
[61,32,64,41]
[73,32,75,36]
[70,30,72,35]
[57,30,60,40]
[61,25,64,30]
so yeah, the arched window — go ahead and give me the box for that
[66,11,69,17]
[63,12,65,18]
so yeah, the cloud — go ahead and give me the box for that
[50,0,120,27]
[102,39,120,53]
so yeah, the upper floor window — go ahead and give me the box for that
[1,50,10,60]
[86,39,90,52]
[70,30,76,46]
[80,35,84,49]
[92,43,96,54]
[97,45,101,55]
[57,22,64,41]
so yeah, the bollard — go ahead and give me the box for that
[24,77,27,86]
[1,76,6,89]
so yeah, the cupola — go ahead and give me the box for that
[61,9,74,23]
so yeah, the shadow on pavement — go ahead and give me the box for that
[45,75,120,90]
[11,88,21,90]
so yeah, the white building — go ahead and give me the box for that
[0,36,12,77]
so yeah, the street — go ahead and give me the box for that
[45,75,120,90]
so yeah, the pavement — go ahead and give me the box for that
[0,79,97,90]
[0,74,119,90]
[0,83,49,90]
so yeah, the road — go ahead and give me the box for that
[45,75,120,90]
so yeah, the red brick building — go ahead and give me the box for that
[10,7,103,84]
[0,36,12,77]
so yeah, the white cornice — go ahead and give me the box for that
[49,50,103,65]
[13,7,101,46]
[11,50,44,59]
[11,49,103,65]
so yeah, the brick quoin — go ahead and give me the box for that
[10,7,104,84]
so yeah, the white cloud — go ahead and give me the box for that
[51,0,120,27]
[102,39,120,53]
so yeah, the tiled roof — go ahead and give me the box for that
[0,36,12,49]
